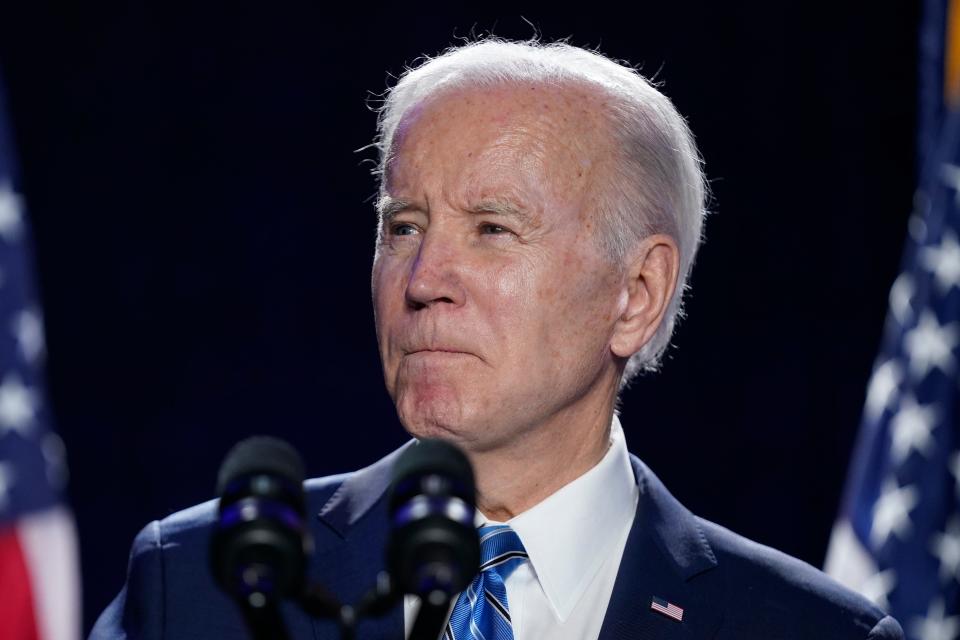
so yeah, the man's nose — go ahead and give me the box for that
[404,231,465,310]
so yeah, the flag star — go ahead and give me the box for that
[870,478,919,548]
[889,394,936,463]
[0,462,14,511]
[0,374,39,436]
[861,569,896,612]
[889,273,915,326]
[12,308,44,364]
[912,598,960,640]
[942,163,960,207]
[864,360,902,422]
[922,232,960,293]
[0,180,23,243]
[904,310,959,379]
[932,517,960,583]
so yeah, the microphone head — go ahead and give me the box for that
[210,436,309,605]
[389,438,475,509]
[387,439,480,599]
[216,436,306,496]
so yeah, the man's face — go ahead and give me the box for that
[372,83,626,454]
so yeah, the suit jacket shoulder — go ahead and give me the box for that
[599,455,904,640]
[699,516,902,639]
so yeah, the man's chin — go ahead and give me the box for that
[396,396,473,444]
[399,408,463,441]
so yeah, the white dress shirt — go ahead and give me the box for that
[404,416,639,639]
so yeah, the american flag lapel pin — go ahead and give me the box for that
[650,596,684,622]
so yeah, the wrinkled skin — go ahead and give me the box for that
[372,82,677,517]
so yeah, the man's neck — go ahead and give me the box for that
[470,395,616,522]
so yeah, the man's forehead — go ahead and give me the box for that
[389,81,611,155]
[384,81,611,199]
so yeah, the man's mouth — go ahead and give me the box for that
[407,348,470,355]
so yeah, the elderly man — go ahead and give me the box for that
[91,40,903,640]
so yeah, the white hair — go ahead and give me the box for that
[373,38,707,384]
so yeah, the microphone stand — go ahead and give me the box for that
[408,592,451,640]
[239,572,451,640]
[239,598,290,640]
[295,571,401,640]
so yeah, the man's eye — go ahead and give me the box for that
[389,223,419,236]
[479,223,510,235]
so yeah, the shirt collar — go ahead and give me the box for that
[480,415,638,621]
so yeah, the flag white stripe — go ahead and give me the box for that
[17,506,82,640]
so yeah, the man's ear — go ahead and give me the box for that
[610,234,681,358]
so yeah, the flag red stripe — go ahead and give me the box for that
[0,525,41,640]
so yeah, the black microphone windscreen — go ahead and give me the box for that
[216,436,306,496]
[390,439,474,494]
[387,438,479,600]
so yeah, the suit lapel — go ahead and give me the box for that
[308,443,414,640]
[598,457,724,640]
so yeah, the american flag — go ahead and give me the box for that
[0,76,80,639]
[823,1,960,638]
[650,596,684,622]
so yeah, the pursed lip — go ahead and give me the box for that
[401,344,482,362]
[405,348,472,355]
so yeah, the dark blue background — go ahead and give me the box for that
[0,3,919,632]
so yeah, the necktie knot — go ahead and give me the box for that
[478,525,528,577]
[444,525,528,640]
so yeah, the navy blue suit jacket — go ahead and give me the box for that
[91,445,904,639]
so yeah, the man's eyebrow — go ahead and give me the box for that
[376,196,412,220]
[469,200,532,223]
[376,196,532,223]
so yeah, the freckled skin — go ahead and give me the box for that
[372,83,635,518]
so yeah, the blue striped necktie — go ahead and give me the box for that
[444,524,529,640]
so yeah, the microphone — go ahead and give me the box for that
[387,439,480,640]
[209,436,310,640]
